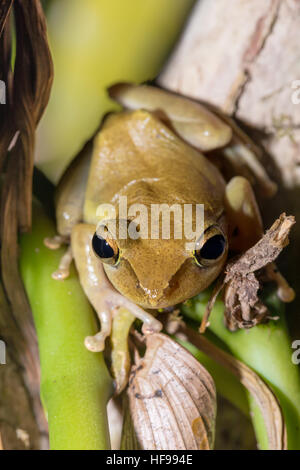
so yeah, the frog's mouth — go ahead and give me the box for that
[103,257,188,309]
[105,257,223,310]
[141,258,226,309]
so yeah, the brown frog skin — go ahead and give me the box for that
[45,84,272,392]
[84,108,230,309]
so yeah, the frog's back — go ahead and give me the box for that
[83,110,226,224]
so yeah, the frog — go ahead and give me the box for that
[45,83,293,393]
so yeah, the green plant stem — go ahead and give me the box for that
[181,290,300,449]
[20,201,113,450]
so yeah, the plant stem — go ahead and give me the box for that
[20,201,113,450]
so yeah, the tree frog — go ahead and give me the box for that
[45,84,290,392]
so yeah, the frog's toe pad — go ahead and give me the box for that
[278,285,295,303]
[85,334,106,352]
[44,235,69,250]
[141,319,163,335]
[51,268,70,281]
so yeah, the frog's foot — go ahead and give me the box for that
[84,302,113,352]
[265,262,295,303]
[109,83,277,197]
[44,235,73,280]
[109,82,233,152]
[84,288,163,353]
[223,136,277,198]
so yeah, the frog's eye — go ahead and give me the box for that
[92,232,119,265]
[193,227,227,267]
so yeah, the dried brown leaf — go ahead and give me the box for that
[200,213,295,332]
[0,281,47,449]
[181,327,287,450]
[0,0,53,446]
[0,2,13,171]
[127,333,216,450]
[11,0,54,229]
[226,213,295,275]
[0,0,13,37]
[224,213,295,330]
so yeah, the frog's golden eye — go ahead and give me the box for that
[92,232,119,265]
[193,226,227,267]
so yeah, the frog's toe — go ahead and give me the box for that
[51,268,70,281]
[266,262,295,303]
[44,235,69,250]
[278,285,295,303]
[85,333,107,352]
[110,292,163,334]
[141,320,163,334]
[85,308,112,352]
[223,137,277,198]
[51,246,73,281]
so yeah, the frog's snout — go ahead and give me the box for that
[139,286,166,308]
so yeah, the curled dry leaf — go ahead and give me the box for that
[127,333,216,450]
[0,0,53,445]
[0,282,46,449]
[0,1,12,36]
[0,1,14,171]
[200,213,295,332]
[180,326,287,450]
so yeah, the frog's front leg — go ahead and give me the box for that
[71,224,162,354]
[225,176,294,302]
[44,141,92,279]
[110,308,135,394]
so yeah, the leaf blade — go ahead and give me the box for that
[128,333,216,450]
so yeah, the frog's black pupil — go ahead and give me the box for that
[92,233,115,259]
[200,234,226,260]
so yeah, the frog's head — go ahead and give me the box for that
[91,216,228,309]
